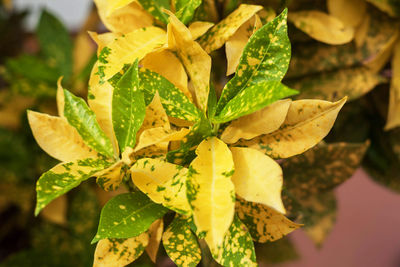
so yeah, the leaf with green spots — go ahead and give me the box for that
[112,60,146,152]
[137,0,170,24]
[37,10,73,80]
[213,81,297,123]
[92,192,168,243]
[63,90,114,158]
[139,68,201,122]
[162,215,201,267]
[210,216,257,267]
[235,197,300,243]
[216,9,290,114]
[175,0,202,24]
[35,158,111,216]
[282,141,369,199]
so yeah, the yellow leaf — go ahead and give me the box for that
[288,11,355,45]
[230,147,285,213]
[188,21,214,40]
[141,92,170,131]
[327,0,367,27]
[56,77,65,117]
[134,127,190,152]
[141,49,192,100]
[146,219,164,263]
[93,233,149,267]
[187,137,235,249]
[73,32,96,83]
[89,31,121,56]
[225,14,262,76]
[221,99,291,144]
[41,194,67,225]
[354,13,370,48]
[98,26,166,81]
[385,40,400,130]
[27,111,98,162]
[198,4,263,53]
[131,158,192,215]
[237,97,347,158]
[94,0,153,33]
[105,0,135,16]
[94,161,124,191]
[169,14,211,112]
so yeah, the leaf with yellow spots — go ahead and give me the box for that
[175,0,202,25]
[187,137,235,249]
[95,161,125,191]
[210,216,257,267]
[231,147,285,213]
[168,14,211,112]
[97,26,165,81]
[94,0,153,33]
[188,21,214,40]
[216,9,290,114]
[131,158,192,215]
[221,99,291,144]
[138,0,170,24]
[163,215,201,267]
[139,69,200,122]
[92,192,168,243]
[93,234,149,267]
[213,81,297,123]
[198,4,263,53]
[112,60,146,152]
[327,0,367,27]
[135,127,190,152]
[236,197,301,243]
[146,219,164,263]
[236,97,347,159]
[27,111,99,162]
[64,89,114,158]
[288,11,355,45]
[35,158,112,216]
[385,40,400,130]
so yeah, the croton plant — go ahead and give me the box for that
[26,1,351,266]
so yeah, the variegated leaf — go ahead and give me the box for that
[188,21,214,40]
[95,161,125,191]
[236,98,346,159]
[35,158,111,215]
[146,219,164,263]
[187,137,235,249]
[89,32,122,55]
[135,127,190,152]
[138,0,170,24]
[236,197,300,243]
[163,215,201,267]
[92,192,168,243]
[63,90,114,158]
[131,158,191,215]
[175,0,202,24]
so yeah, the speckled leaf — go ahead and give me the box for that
[139,68,200,121]
[134,127,190,152]
[327,0,367,27]
[137,0,170,24]
[93,192,168,243]
[187,137,235,249]
[286,67,385,102]
[231,147,285,213]
[210,216,257,267]
[131,158,191,215]
[35,158,111,215]
[221,99,291,144]
[112,60,146,152]
[198,4,262,53]
[216,9,290,114]
[175,0,202,24]
[146,219,164,263]
[236,98,346,159]
[282,142,369,199]
[213,81,297,123]
[236,197,300,243]
[64,90,114,158]
[27,111,98,162]
[188,21,214,40]
[95,161,124,191]
[169,14,211,112]
[141,92,171,131]
[385,40,400,130]
[97,27,165,81]
[93,234,149,267]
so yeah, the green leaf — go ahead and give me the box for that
[137,0,170,24]
[92,192,168,243]
[37,10,73,80]
[210,216,257,267]
[213,81,297,123]
[35,158,111,216]
[175,0,202,24]
[207,83,217,119]
[162,215,201,267]
[216,9,290,114]
[112,60,146,152]
[63,89,114,158]
[139,68,201,122]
